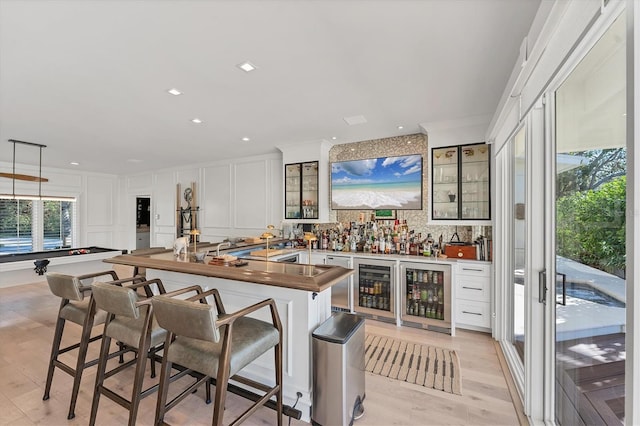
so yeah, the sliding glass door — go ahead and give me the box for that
[553,12,626,425]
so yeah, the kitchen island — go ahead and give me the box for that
[105,250,353,423]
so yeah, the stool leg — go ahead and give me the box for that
[118,341,125,363]
[275,342,283,426]
[89,334,112,426]
[154,355,173,426]
[212,364,230,426]
[150,349,156,379]
[43,315,66,401]
[128,338,151,426]
[68,317,95,419]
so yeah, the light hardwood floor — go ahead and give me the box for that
[0,275,523,425]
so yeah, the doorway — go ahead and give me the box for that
[136,196,151,249]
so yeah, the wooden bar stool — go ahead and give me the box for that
[42,270,124,420]
[88,279,204,426]
[152,288,283,426]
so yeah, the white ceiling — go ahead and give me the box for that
[0,0,541,176]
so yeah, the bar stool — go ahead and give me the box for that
[88,279,203,426]
[152,288,283,426]
[42,270,124,420]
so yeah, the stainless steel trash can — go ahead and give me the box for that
[312,312,365,426]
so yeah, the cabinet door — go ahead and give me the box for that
[460,143,490,220]
[285,163,301,219]
[431,146,459,219]
[301,161,318,219]
[431,143,490,221]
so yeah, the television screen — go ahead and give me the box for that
[331,154,423,210]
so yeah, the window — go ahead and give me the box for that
[0,198,75,254]
[43,200,74,250]
[0,199,33,253]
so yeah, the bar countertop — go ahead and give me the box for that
[105,250,354,293]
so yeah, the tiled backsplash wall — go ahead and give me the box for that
[324,133,491,244]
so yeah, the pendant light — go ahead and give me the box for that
[0,139,48,199]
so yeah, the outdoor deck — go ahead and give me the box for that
[556,332,625,425]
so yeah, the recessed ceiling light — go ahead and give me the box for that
[350,148,356,152]
[397,125,404,130]
[331,136,337,140]
[191,118,203,124]
[242,137,250,142]
[70,162,79,166]
[167,88,182,96]
[237,61,257,72]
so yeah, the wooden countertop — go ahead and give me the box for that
[105,250,353,293]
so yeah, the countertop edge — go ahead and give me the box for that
[104,254,353,293]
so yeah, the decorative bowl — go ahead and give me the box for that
[193,251,208,262]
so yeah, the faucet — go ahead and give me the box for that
[216,241,231,257]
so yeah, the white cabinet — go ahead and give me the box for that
[297,251,326,265]
[454,261,491,331]
[310,252,327,265]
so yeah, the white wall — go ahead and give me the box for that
[118,153,283,252]
[0,160,120,249]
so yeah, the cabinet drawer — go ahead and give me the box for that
[455,300,490,328]
[457,262,490,277]
[456,275,490,302]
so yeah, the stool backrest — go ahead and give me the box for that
[152,296,220,343]
[92,282,140,319]
[46,272,84,301]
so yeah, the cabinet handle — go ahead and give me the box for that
[462,286,482,291]
[462,310,482,316]
[461,267,483,272]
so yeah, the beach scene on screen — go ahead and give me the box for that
[331,154,422,209]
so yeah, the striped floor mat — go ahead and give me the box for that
[365,333,462,395]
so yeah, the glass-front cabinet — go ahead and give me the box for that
[431,143,490,221]
[285,161,318,219]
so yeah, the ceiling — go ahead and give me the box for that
[0,0,541,176]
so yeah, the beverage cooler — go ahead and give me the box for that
[400,262,452,333]
[352,258,395,321]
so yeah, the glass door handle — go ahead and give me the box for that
[556,272,567,306]
[539,269,547,304]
